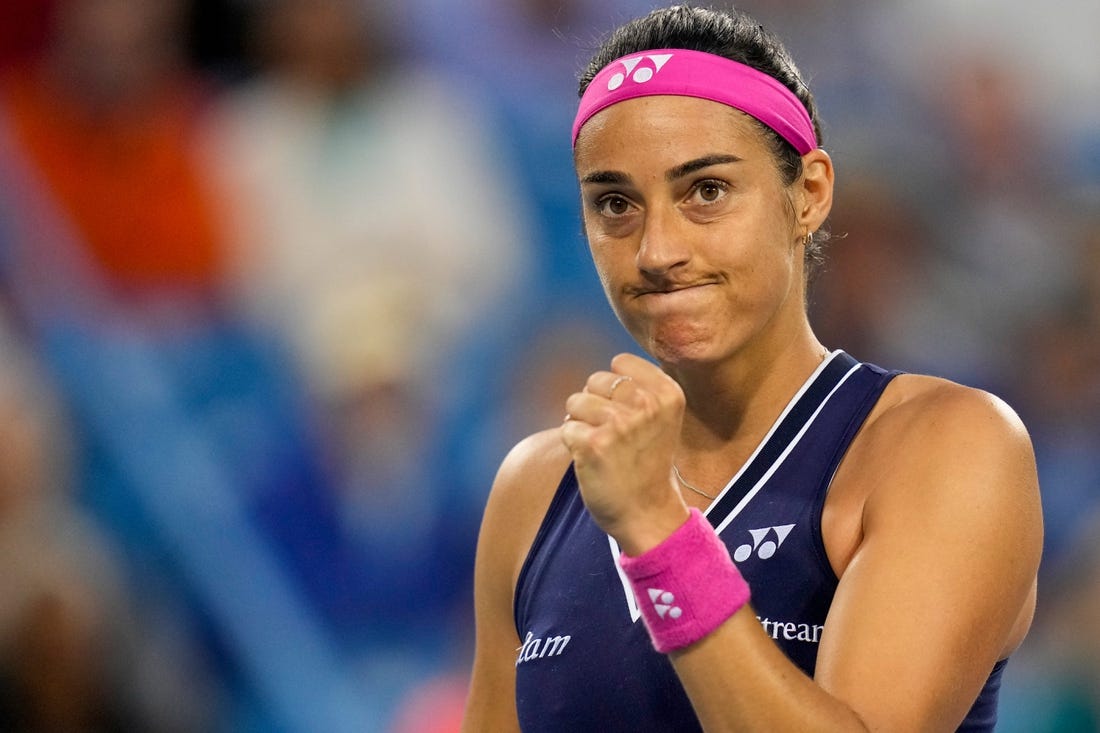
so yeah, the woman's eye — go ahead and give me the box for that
[596,195,631,216]
[692,180,727,204]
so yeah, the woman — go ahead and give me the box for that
[462,5,1041,732]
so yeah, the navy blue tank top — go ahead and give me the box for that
[513,351,1007,731]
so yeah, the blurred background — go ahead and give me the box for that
[0,0,1096,731]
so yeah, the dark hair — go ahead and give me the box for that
[578,5,829,273]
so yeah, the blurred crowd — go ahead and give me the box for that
[0,0,1096,731]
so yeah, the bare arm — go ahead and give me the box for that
[809,381,1041,729]
[461,431,570,733]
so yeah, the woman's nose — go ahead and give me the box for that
[635,207,691,275]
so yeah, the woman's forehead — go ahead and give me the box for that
[574,96,767,168]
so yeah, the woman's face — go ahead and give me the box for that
[574,95,813,368]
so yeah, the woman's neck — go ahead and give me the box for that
[671,331,829,480]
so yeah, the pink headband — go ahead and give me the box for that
[572,48,817,154]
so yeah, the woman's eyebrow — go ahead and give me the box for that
[579,154,741,186]
[580,170,631,185]
[666,154,742,182]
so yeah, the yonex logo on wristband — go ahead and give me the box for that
[607,53,673,90]
[619,509,751,653]
[646,588,682,620]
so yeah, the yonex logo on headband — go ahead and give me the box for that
[607,54,673,90]
[572,48,818,154]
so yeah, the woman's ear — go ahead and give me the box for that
[796,148,834,235]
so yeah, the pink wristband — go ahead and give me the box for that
[619,508,750,654]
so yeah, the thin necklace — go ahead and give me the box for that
[673,464,718,501]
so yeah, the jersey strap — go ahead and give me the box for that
[709,350,860,534]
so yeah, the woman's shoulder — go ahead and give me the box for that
[491,428,574,508]
[478,428,574,589]
[850,371,1039,519]
[869,372,1032,449]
